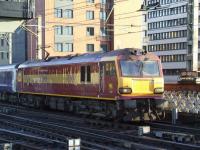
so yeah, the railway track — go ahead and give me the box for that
[0,102,200,149]
[0,111,161,150]
[149,121,200,140]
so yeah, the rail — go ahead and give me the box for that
[0,103,199,149]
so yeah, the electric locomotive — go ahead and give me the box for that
[0,48,167,121]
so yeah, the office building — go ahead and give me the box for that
[144,0,199,83]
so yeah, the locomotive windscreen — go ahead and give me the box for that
[120,60,160,77]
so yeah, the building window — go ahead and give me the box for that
[100,44,108,52]
[100,28,107,36]
[1,52,3,59]
[148,30,187,41]
[160,54,186,63]
[55,8,62,18]
[63,43,73,52]
[147,5,187,19]
[86,27,94,36]
[64,9,73,19]
[163,69,186,76]
[87,44,94,52]
[55,43,73,52]
[86,11,94,20]
[148,18,187,30]
[100,0,106,4]
[1,39,4,46]
[148,42,187,52]
[55,26,63,35]
[100,11,107,20]
[55,43,63,52]
[86,0,94,3]
[64,26,73,35]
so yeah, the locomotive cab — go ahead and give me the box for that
[118,59,164,98]
[116,51,166,120]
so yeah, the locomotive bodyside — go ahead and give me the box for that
[17,53,118,100]
[17,63,102,99]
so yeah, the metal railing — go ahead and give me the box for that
[164,90,200,114]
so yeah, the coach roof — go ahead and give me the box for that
[0,64,20,70]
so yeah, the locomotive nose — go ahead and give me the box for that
[131,79,154,94]
[131,79,164,95]
[118,77,164,97]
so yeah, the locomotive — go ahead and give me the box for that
[0,48,167,121]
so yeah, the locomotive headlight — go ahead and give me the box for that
[119,87,132,94]
[154,88,164,94]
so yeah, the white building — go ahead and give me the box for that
[144,0,199,83]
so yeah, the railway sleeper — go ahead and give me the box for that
[153,131,196,143]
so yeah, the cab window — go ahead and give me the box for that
[105,62,116,76]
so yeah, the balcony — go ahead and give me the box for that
[95,3,112,10]
[0,0,33,19]
[96,35,112,42]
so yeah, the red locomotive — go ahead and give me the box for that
[0,48,167,121]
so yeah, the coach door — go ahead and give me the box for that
[99,61,117,98]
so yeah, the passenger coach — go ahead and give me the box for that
[0,64,19,93]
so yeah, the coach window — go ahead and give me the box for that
[81,66,91,82]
